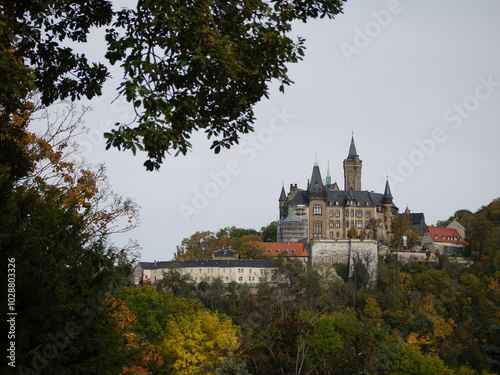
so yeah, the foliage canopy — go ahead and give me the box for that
[2,0,346,170]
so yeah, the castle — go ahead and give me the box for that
[135,137,468,288]
[278,136,398,246]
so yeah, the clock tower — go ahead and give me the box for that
[343,135,362,191]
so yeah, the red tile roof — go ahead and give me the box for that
[425,226,467,245]
[261,242,309,257]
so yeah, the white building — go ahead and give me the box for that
[134,258,278,286]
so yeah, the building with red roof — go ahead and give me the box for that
[422,225,467,254]
[262,242,309,263]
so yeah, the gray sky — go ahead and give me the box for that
[71,0,500,262]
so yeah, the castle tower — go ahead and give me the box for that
[279,183,288,220]
[308,163,326,239]
[382,178,394,243]
[343,135,362,191]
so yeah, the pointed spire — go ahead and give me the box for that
[279,182,287,201]
[347,134,358,159]
[308,164,324,194]
[326,160,331,185]
[383,177,393,203]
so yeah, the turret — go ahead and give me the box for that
[279,183,288,219]
[307,163,324,199]
[382,178,393,205]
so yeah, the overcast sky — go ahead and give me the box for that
[68,0,500,262]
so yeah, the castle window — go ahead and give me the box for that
[356,221,363,228]
[239,276,243,282]
[277,249,282,253]
[249,269,252,273]
[335,221,341,228]
[335,210,341,217]
[346,220,349,227]
[336,232,340,237]
[345,211,349,217]
[329,221,334,228]
[292,249,297,254]
[365,221,371,228]
[365,211,371,218]
[351,209,354,216]
[356,210,363,218]
[313,222,322,234]
[329,210,334,217]
[313,204,322,215]
[330,231,334,238]
[269,249,273,254]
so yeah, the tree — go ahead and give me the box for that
[393,345,455,375]
[217,226,259,240]
[390,214,411,249]
[159,309,241,375]
[0,102,139,374]
[174,230,220,260]
[307,311,400,375]
[347,226,358,239]
[156,267,196,298]
[233,234,268,259]
[3,0,346,170]
[120,285,202,345]
[108,296,164,374]
[261,221,278,242]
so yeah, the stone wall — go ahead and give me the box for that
[310,239,378,284]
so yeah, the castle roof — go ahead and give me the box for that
[347,135,358,158]
[288,188,397,209]
[279,184,287,201]
[308,164,324,194]
[383,179,393,201]
[409,213,425,226]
